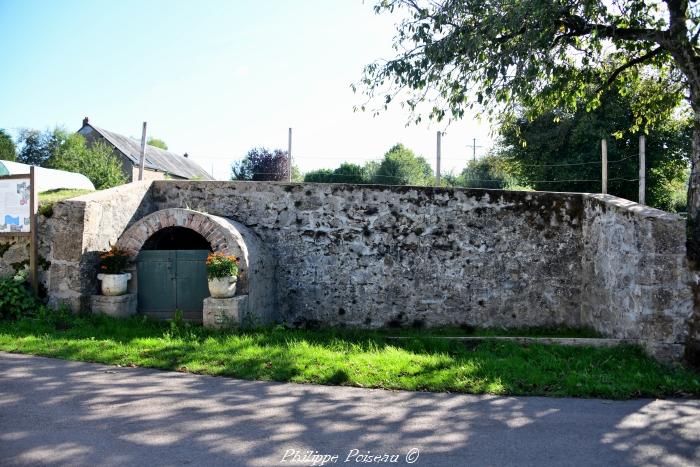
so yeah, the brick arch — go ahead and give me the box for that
[116,208,251,291]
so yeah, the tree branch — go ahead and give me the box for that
[595,47,665,93]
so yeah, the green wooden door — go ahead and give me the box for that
[137,250,210,320]
[174,250,210,313]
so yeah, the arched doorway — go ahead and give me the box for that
[137,227,212,321]
[116,208,277,325]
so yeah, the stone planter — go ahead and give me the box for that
[97,273,131,296]
[208,276,237,298]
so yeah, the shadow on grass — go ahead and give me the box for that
[0,314,699,399]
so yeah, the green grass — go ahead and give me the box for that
[38,189,94,216]
[0,312,698,399]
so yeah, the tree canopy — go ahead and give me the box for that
[360,0,687,127]
[374,143,433,185]
[303,144,433,186]
[16,128,56,166]
[231,147,290,181]
[496,87,691,212]
[360,0,700,260]
[45,131,127,190]
[14,127,126,189]
[304,163,371,184]
[0,129,16,161]
[147,137,168,150]
[451,156,522,190]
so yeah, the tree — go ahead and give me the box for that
[496,87,691,211]
[0,129,16,161]
[455,156,522,190]
[46,133,127,190]
[304,168,335,183]
[304,162,369,183]
[359,0,700,260]
[16,128,55,166]
[147,137,168,150]
[231,147,290,181]
[373,143,433,185]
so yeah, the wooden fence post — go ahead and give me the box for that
[29,166,38,294]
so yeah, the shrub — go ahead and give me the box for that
[43,130,127,189]
[373,144,433,186]
[99,246,130,274]
[456,156,521,189]
[0,272,40,320]
[304,168,335,183]
[206,252,239,279]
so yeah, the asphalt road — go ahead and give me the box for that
[1,352,699,467]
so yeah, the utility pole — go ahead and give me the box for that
[472,138,477,162]
[601,138,608,195]
[138,122,147,181]
[288,127,293,182]
[435,131,442,187]
[639,135,646,205]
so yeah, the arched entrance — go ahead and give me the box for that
[136,227,212,320]
[116,208,276,322]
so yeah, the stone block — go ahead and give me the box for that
[91,294,137,318]
[203,295,249,330]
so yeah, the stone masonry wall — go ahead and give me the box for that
[46,181,154,310]
[32,180,700,362]
[580,195,696,361]
[151,181,585,330]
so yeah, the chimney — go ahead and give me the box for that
[82,117,89,126]
[183,152,188,158]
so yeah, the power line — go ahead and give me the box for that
[513,154,637,168]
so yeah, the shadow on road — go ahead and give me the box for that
[0,352,698,466]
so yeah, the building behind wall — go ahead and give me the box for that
[77,118,213,182]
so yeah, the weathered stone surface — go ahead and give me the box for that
[91,294,137,318]
[203,295,249,329]
[46,182,154,311]
[151,182,586,330]
[580,194,695,359]
[28,180,700,363]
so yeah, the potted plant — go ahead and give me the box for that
[97,246,131,296]
[206,252,239,298]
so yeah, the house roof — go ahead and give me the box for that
[78,122,213,180]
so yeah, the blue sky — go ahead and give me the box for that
[0,0,492,179]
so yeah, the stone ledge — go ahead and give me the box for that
[91,294,137,318]
[203,295,249,330]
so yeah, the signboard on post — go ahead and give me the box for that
[0,167,38,292]
[0,174,32,234]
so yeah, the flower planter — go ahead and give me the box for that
[97,273,131,296]
[208,276,237,298]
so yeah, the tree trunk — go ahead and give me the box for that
[687,103,700,264]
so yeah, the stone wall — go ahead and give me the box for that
[151,182,585,330]
[46,181,154,310]
[26,180,700,362]
[580,195,696,361]
[0,236,30,278]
